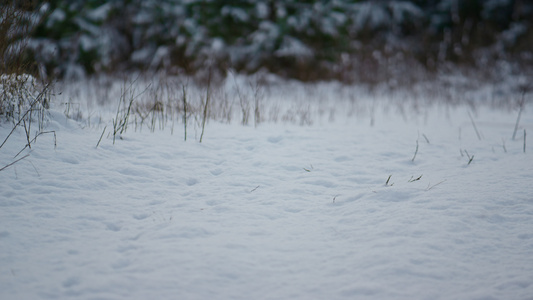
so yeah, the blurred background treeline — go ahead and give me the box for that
[2,0,532,83]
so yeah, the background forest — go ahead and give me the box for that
[2,0,533,84]
[3,3,533,300]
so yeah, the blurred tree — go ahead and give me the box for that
[2,0,531,81]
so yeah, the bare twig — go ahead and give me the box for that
[524,129,526,153]
[112,77,150,144]
[250,77,264,127]
[199,71,211,143]
[464,149,474,165]
[14,131,56,159]
[422,134,430,144]
[468,111,482,140]
[408,175,423,182]
[0,82,52,150]
[0,154,29,172]
[385,175,393,186]
[182,83,188,141]
[412,139,419,162]
[512,91,525,140]
[426,180,447,191]
[96,126,106,149]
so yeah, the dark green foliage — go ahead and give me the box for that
[2,0,532,82]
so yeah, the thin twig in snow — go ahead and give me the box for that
[426,180,447,191]
[0,154,29,172]
[512,91,525,140]
[96,126,106,149]
[468,111,482,140]
[524,129,526,153]
[412,139,419,162]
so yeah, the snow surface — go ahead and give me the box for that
[1,80,533,300]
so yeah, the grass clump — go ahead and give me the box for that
[1,1,54,172]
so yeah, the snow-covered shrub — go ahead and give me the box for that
[7,0,533,82]
[0,74,49,127]
[1,1,51,128]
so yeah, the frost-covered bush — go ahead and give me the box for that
[0,74,49,126]
[0,1,51,128]
[6,0,533,82]
[1,1,45,75]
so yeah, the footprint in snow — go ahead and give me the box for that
[62,276,81,288]
[105,222,121,232]
[267,135,283,143]
[517,233,533,240]
[132,213,150,220]
[61,156,80,165]
[210,168,223,176]
[186,178,198,186]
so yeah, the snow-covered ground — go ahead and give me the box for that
[1,78,533,300]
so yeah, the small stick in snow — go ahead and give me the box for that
[412,139,419,162]
[182,83,188,141]
[96,126,107,149]
[385,175,393,186]
[512,91,525,140]
[199,70,211,143]
[0,154,30,172]
[14,131,56,159]
[426,180,447,191]
[422,134,430,144]
[524,129,526,153]
[408,175,422,182]
[468,111,482,140]
[464,149,474,165]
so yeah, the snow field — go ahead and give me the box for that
[1,84,533,299]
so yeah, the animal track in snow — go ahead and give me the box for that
[186,178,198,186]
[210,168,223,176]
